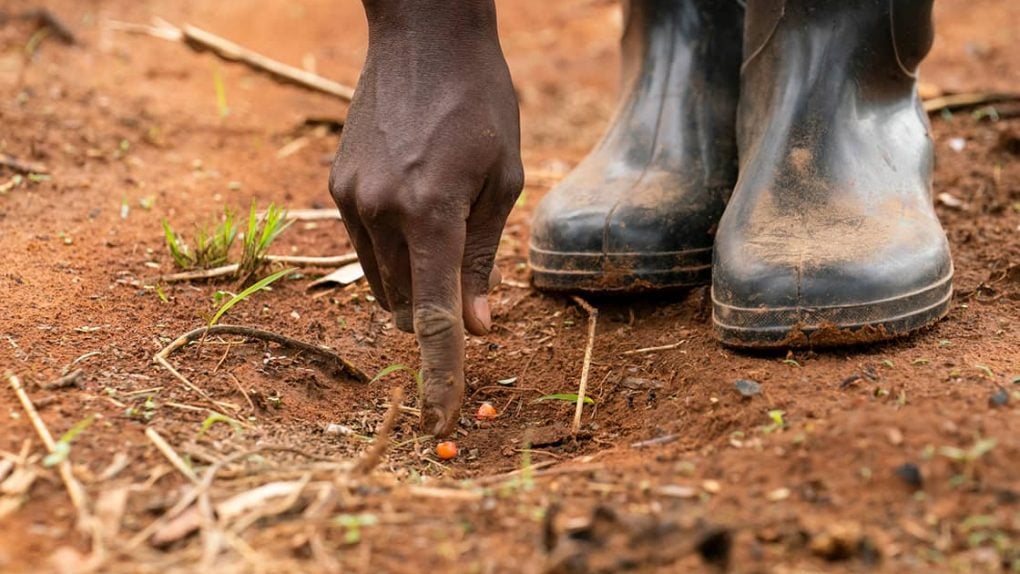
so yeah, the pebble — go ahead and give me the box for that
[734,379,762,398]
[894,463,924,489]
[701,480,722,494]
[989,388,1009,408]
[655,484,698,499]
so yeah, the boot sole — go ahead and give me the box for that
[712,272,953,348]
[529,244,712,292]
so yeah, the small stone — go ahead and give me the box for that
[894,463,923,489]
[937,192,965,208]
[989,388,1009,407]
[701,480,722,494]
[734,379,762,398]
[887,428,904,446]
[809,521,864,561]
[621,377,664,390]
[324,423,354,436]
[655,484,698,499]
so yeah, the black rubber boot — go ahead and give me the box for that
[712,0,953,347]
[529,0,743,292]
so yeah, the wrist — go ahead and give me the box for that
[362,0,499,47]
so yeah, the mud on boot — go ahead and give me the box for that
[712,0,953,347]
[529,0,743,292]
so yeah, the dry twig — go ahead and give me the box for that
[0,153,48,175]
[4,8,78,44]
[620,340,687,355]
[108,19,354,101]
[923,91,1020,113]
[7,374,93,533]
[145,427,199,483]
[158,253,358,282]
[352,387,404,476]
[570,296,598,435]
[41,368,84,390]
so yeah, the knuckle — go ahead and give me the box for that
[413,305,460,341]
[356,187,400,223]
[503,161,525,196]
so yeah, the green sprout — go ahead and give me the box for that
[333,513,379,544]
[236,203,293,287]
[43,415,96,467]
[198,413,243,437]
[208,267,294,326]
[162,208,238,270]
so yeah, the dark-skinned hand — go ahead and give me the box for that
[330,1,523,437]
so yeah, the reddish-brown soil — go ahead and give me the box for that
[1,1,1018,573]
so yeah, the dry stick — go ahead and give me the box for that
[41,368,84,389]
[0,153,48,174]
[570,296,598,435]
[13,8,78,44]
[124,446,334,552]
[7,374,93,533]
[227,372,256,413]
[156,325,369,383]
[153,349,234,413]
[923,91,1020,113]
[467,460,559,486]
[352,387,404,476]
[181,24,354,101]
[158,253,358,282]
[277,209,343,221]
[145,427,199,483]
[620,340,687,356]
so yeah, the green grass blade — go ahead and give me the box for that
[370,364,414,384]
[535,393,595,405]
[162,219,192,268]
[209,267,294,326]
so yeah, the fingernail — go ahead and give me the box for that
[472,296,492,332]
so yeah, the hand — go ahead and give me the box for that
[330,2,523,437]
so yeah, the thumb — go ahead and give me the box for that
[462,171,521,336]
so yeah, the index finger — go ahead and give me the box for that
[407,213,468,438]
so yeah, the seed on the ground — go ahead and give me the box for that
[766,487,791,502]
[435,441,458,460]
[701,480,721,494]
[476,403,498,420]
[894,463,923,489]
[734,379,761,398]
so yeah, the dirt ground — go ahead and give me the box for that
[0,1,1017,572]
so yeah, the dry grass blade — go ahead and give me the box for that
[145,427,198,483]
[7,374,93,533]
[0,153,48,175]
[620,340,687,355]
[570,296,598,435]
[352,387,404,476]
[158,253,358,283]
